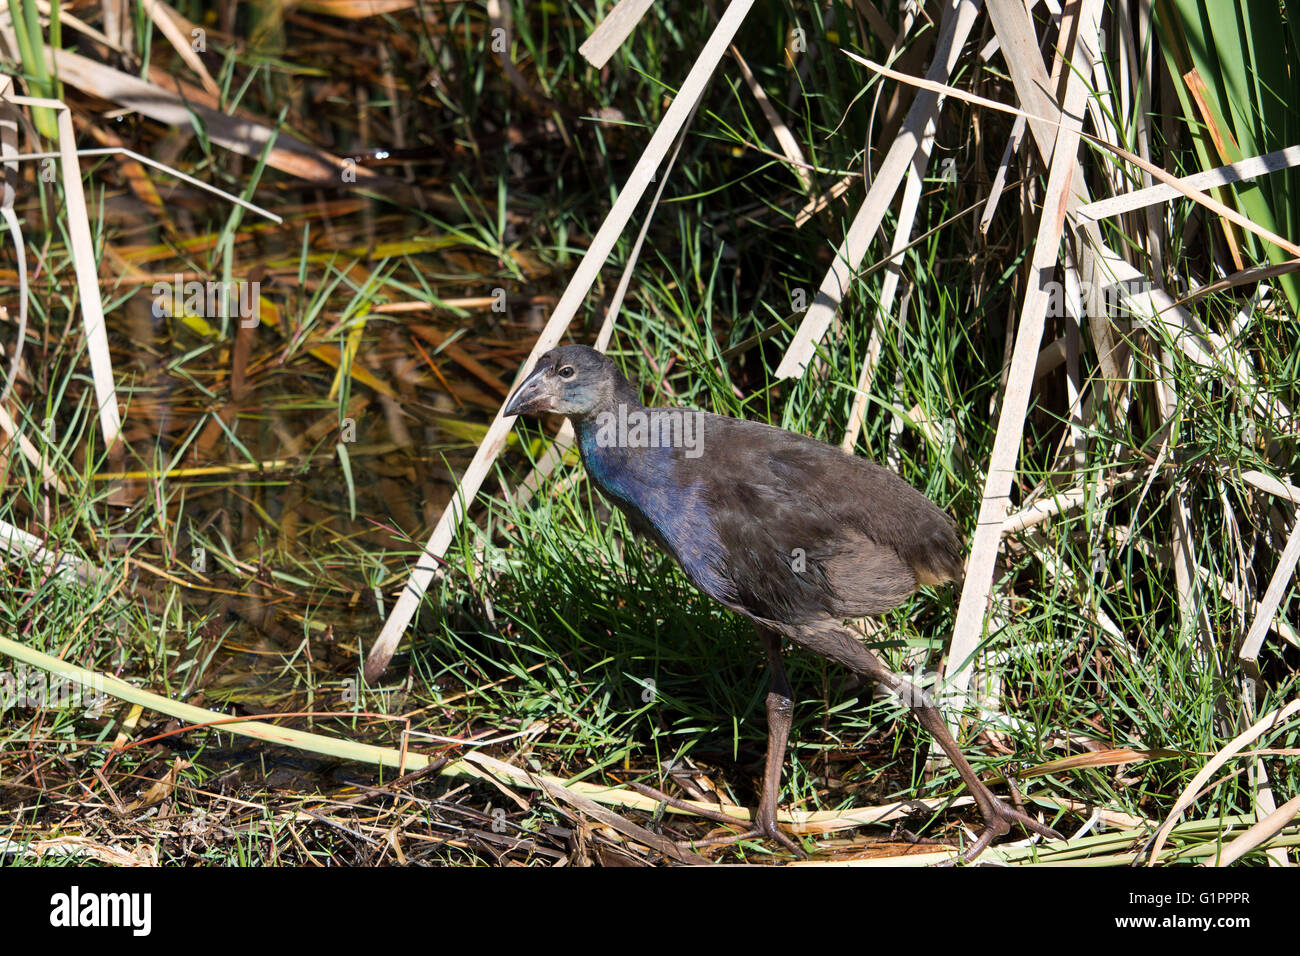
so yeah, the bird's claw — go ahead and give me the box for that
[629,780,809,859]
[986,794,1064,842]
[754,812,809,859]
[678,823,809,859]
[674,812,809,859]
[943,794,1063,864]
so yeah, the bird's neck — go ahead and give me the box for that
[569,397,728,599]
[572,398,647,464]
[571,392,673,504]
[569,374,645,445]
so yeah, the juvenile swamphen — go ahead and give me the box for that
[505,344,1061,859]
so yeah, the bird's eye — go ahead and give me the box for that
[558,366,575,379]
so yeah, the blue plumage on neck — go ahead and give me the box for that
[573,411,732,603]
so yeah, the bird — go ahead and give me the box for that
[504,344,1062,859]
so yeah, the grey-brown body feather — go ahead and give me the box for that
[654,413,963,625]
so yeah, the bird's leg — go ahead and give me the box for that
[782,621,1063,861]
[903,685,1061,861]
[752,625,804,856]
[661,627,806,857]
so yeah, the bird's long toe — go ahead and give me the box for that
[754,809,808,859]
[678,822,808,859]
[965,795,1064,860]
[987,796,1063,842]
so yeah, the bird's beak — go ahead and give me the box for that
[504,364,553,417]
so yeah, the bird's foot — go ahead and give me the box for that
[984,793,1064,842]
[682,818,808,859]
[627,782,807,858]
[738,807,809,859]
[694,793,810,858]
[941,793,1063,864]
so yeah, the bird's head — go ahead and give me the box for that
[504,345,634,421]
